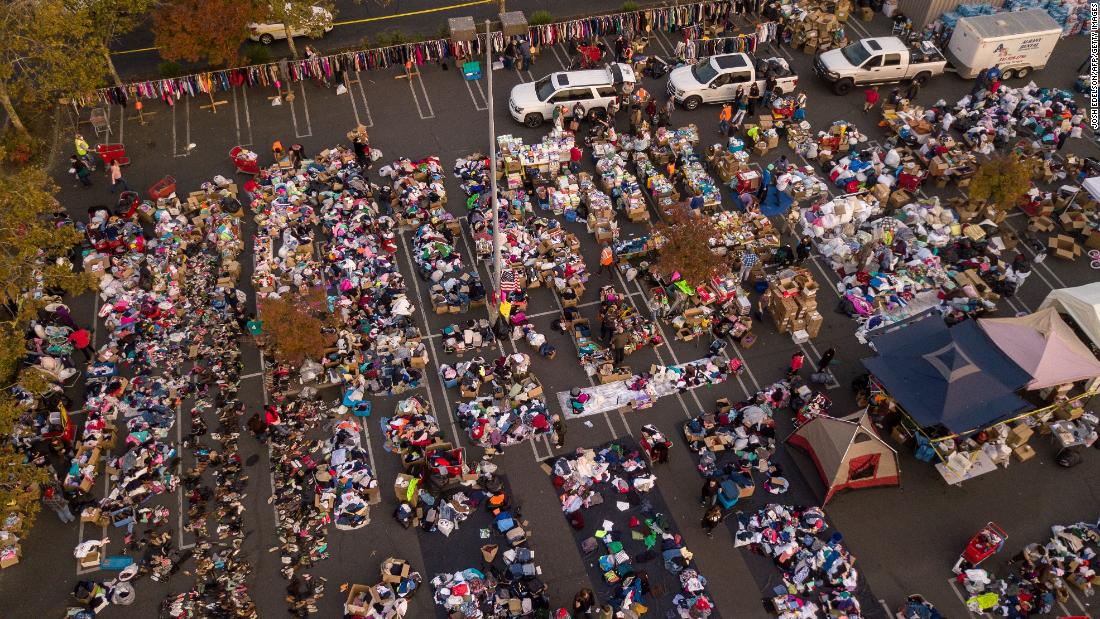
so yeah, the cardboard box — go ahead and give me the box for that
[1012,444,1036,462]
[1028,216,1055,233]
[1048,234,1082,260]
[344,584,374,615]
[1006,424,1034,448]
[381,557,411,584]
[888,189,911,209]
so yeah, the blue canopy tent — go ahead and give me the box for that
[862,316,1032,434]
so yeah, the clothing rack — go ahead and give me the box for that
[88,0,749,107]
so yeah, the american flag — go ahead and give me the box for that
[500,269,520,293]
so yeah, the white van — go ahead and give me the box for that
[509,64,636,128]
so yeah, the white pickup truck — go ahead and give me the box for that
[813,37,947,95]
[666,53,799,110]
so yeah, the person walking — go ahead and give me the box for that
[905,80,920,103]
[70,155,93,187]
[108,159,129,194]
[738,250,759,282]
[598,243,614,278]
[245,313,264,344]
[700,478,720,506]
[611,329,630,366]
[817,347,836,373]
[702,505,723,537]
[74,134,94,170]
[731,89,749,126]
[747,82,761,116]
[788,351,805,377]
[519,38,532,71]
[68,327,93,362]
[863,86,880,113]
[718,101,733,136]
[43,486,75,523]
[551,414,566,448]
[796,236,813,264]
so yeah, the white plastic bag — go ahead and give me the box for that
[335,83,347,95]
[271,96,282,106]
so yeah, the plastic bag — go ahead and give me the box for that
[271,96,282,106]
[335,83,347,95]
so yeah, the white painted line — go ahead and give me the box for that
[946,578,982,618]
[528,435,543,462]
[802,339,841,389]
[355,77,374,128]
[175,402,187,549]
[464,79,488,112]
[116,102,124,147]
[1064,586,1093,617]
[344,72,362,127]
[548,43,569,71]
[241,371,263,379]
[232,87,243,146]
[414,68,435,119]
[653,29,674,57]
[297,81,313,137]
[397,234,461,444]
[358,416,379,474]
[242,84,254,146]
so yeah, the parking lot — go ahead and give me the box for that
[7,9,1099,619]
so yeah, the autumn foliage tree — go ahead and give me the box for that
[264,0,335,59]
[258,289,335,367]
[0,0,107,136]
[154,0,261,67]
[652,204,733,286]
[968,153,1039,216]
[0,166,91,538]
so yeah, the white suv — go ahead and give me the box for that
[509,64,635,128]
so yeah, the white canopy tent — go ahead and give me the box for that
[1040,283,1100,350]
[1083,177,1100,203]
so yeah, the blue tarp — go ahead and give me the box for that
[862,316,1031,433]
[759,187,793,217]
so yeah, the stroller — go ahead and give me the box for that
[952,522,1007,573]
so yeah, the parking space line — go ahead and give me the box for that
[653,30,674,57]
[397,234,461,445]
[172,97,193,157]
[464,79,488,111]
[415,68,436,119]
[548,43,570,71]
[846,17,871,39]
[231,88,243,145]
[405,70,431,120]
[945,578,983,617]
[241,85,254,145]
[116,102,124,147]
[613,266,702,419]
[357,416,379,474]
[294,82,313,138]
[343,73,362,127]
[1064,586,1092,616]
[767,41,794,63]
[352,76,374,128]
[799,340,842,390]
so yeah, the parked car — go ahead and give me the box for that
[248,4,334,45]
[666,53,799,110]
[509,64,635,128]
[813,37,947,95]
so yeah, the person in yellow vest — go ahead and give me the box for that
[272,140,284,163]
[74,134,94,169]
[598,244,614,278]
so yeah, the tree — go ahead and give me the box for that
[0,0,107,136]
[79,0,158,87]
[258,290,334,367]
[153,0,260,67]
[652,205,732,286]
[0,167,90,329]
[264,0,335,59]
[968,153,1039,216]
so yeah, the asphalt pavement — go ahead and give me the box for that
[4,9,1099,619]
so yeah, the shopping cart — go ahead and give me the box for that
[230,146,260,175]
[147,175,177,200]
[95,143,130,167]
[952,522,1007,573]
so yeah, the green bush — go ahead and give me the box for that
[620,1,640,11]
[158,60,184,78]
[374,29,408,47]
[529,10,553,26]
[244,44,273,65]
[0,129,41,168]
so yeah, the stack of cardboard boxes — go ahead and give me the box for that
[766,269,823,339]
[790,2,850,54]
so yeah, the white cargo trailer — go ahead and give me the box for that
[945,9,1062,79]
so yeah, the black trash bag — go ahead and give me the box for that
[1056,447,1082,468]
